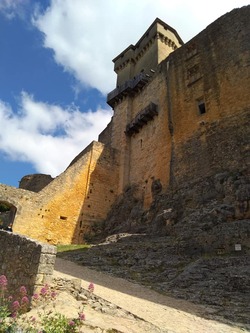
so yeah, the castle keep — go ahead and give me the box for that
[0,6,249,244]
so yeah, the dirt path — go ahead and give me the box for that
[54,258,247,333]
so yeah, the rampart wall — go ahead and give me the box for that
[11,141,119,244]
[0,185,37,230]
[166,6,250,187]
[0,185,35,211]
[0,231,56,296]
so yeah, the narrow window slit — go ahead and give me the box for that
[197,100,206,114]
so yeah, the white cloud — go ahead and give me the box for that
[33,0,249,94]
[0,92,112,177]
[0,0,29,19]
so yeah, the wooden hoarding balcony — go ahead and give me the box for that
[107,73,149,107]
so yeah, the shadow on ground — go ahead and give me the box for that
[56,234,250,331]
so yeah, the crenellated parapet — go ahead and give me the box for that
[110,18,183,92]
[156,31,178,50]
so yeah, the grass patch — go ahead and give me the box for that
[57,244,91,253]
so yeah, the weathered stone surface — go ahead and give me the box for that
[58,234,250,329]
[0,142,119,245]
[103,171,250,252]
[0,231,56,296]
[19,174,54,192]
[52,276,139,320]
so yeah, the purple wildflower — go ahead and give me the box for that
[79,312,86,321]
[50,291,57,299]
[68,320,75,326]
[12,300,20,312]
[21,296,29,305]
[0,275,7,290]
[32,293,39,300]
[40,287,48,296]
[20,286,27,296]
[88,282,94,292]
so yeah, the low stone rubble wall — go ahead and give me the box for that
[0,230,56,297]
[52,276,136,318]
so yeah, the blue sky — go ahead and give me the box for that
[0,0,248,188]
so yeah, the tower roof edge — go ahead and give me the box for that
[112,17,184,63]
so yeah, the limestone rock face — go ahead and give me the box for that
[103,170,250,247]
[19,174,54,192]
[58,234,250,328]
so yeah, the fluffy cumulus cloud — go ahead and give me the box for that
[33,0,249,94]
[0,93,112,177]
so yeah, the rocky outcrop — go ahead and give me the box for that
[58,234,250,329]
[101,184,145,236]
[61,169,250,328]
[102,169,250,253]
[19,174,54,192]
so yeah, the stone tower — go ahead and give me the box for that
[106,18,183,206]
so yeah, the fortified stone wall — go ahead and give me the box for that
[0,231,56,296]
[165,6,250,188]
[109,6,250,209]
[127,72,171,207]
[0,185,36,211]
[73,144,120,242]
[110,96,131,194]
[12,141,119,244]
[98,121,113,146]
[172,111,249,187]
[0,185,37,231]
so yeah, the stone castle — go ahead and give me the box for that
[0,6,249,245]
